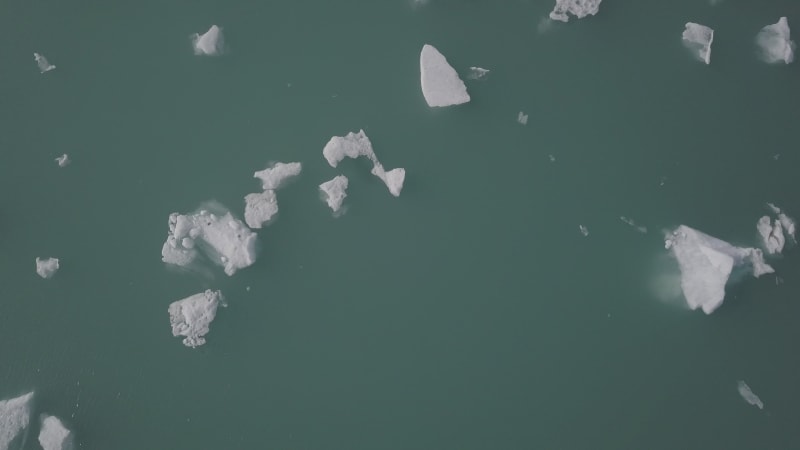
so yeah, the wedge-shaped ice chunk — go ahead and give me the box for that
[420,44,470,107]
[665,225,773,314]
[322,130,405,196]
[34,53,55,73]
[253,162,302,190]
[36,257,59,279]
[319,175,349,213]
[191,25,224,56]
[682,23,714,65]
[169,289,225,348]
[161,207,257,276]
[244,190,278,229]
[737,380,764,409]
[0,391,33,450]
[371,164,405,198]
[38,415,74,450]
[549,0,602,22]
[756,17,795,64]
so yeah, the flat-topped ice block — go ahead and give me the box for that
[420,44,470,107]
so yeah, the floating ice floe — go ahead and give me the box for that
[54,154,70,167]
[319,175,349,214]
[420,44,470,107]
[579,225,589,237]
[549,0,602,22]
[665,225,773,314]
[253,162,302,190]
[169,289,225,348]
[191,25,224,56]
[737,380,764,409]
[0,391,33,450]
[517,112,528,125]
[466,67,490,80]
[756,17,795,64]
[36,257,59,279]
[620,216,647,233]
[161,206,257,276]
[322,130,405,197]
[244,162,302,228]
[34,53,55,73]
[682,23,714,65]
[38,415,73,450]
[757,203,796,254]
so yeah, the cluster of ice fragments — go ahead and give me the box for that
[191,25,224,56]
[756,17,795,64]
[0,392,74,450]
[161,207,257,276]
[36,257,59,279]
[420,44,470,107]
[322,130,405,198]
[34,53,55,73]
[169,289,225,348]
[665,225,773,314]
[756,203,795,255]
[245,162,302,228]
[682,23,715,65]
[549,0,602,23]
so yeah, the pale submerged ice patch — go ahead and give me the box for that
[38,415,74,450]
[420,44,470,107]
[549,0,602,23]
[36,257,59,279]
[756,17,795,64]
[34,53,55,73]
[579,225,589,237]
[682,23,714,65]
[517,112,528,125]
[737,380,764,409]
[169,289,225,348]
[466,67,490,80]
[322,130,405,196]
[55,154,70,167]
[319,175,349,214]
[620,216,647,233]
[191,25,224,56]
[0,391,33,450]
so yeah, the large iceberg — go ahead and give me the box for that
[665,225,773,314]
[191,25,224,56]
[34,53,55,73]
[38,415,74,450]
[420,44,470,107]
[169,290,225,348]
[549,0,602,22]
[161,206,257,276]
[319,175,349,213]
[756,17,795,64]
[682,23,714,65]
[244,162,302,228]
[0,391,33,450]
[322,130,405,197]
[36,257,59,279]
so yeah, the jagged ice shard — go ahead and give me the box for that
[253,162,302,190]
[0,391,33,450]
[758,204,796,254]
[322,130,405,197]
[191,25,224,56]
[319,175,349,213]
[169,290,225,348]
[38,415,74,450]
[756,17,795,64]
[244,162,302,228]
[549,0,602,22]
[420,44,470,107]
[682,23,714,65]
[36,257,59,279]
[665,225,773,314]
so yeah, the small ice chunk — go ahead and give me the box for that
[756,17,795,64]
[579,225,589,237]
[34,53,55,73]
[244,190,278,229]
[737,380,764,409]
[322,130,405,196]
[319,175,349,213]
[420,44,470,107]
[682,23,715,65]
[36,257,60,279]
[620,216,647,233]
[757,216,785,254]
[191,25,224,56]
[55,154,70,167]
[168,289,225,348]
[665,225,774,314]
[517,111,528,125]
[466,67,490,80]
[549,0,602,23]
[38,415,74,450]
[371,164,405,197]
[0,392,34,450]
[253,162,302,190]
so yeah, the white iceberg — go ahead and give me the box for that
[319,175,349,213]
[420,44,470,107]
[0,391,33,450]
[38,415,74,450]
[253,162,302,190]
[36,257,59,279]
[191,25,224,56]
[682,23,714,65]
[757,216,785,254]
[737,380,764,409]
[370,163,405,198]
[517,112,528,125]
[665,225,774,314]
[322,130,405,196]
[244,190,278,229]
[466,67,490,80]
[756,17,795,64]
[55,154,70,167]
[161,206,257,276]
[169,289,225,348]
[34,53,55,73]
[549,0,602,22]
[768,203,796,241]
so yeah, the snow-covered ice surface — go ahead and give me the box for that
[34,53,55,73]
[191,25,224,56]
[420,44,470,107]
[55,154,70,167]
[161,206,257,276]
[466,67,490,80]
[549,0,602,22]
[517,112,528,125]
[38,415,74,450]
[253,162,302,190]
[665,225,773,314]
[737,380,764,409]
[0,392,33,450]
[244,191,278,229]
[168,290,225,348]
[36,257,59,279]
[319,175,349,214]
[682,23,714,64]
[756,17,795,64]
[322,130,405,196]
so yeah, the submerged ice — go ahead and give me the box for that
[665,225,773,314]
[319,175,349,213]
[36,257,59,279]
[549,0,602,23]
[191,25,224,56]
[38,415,73,450]
[682,23,714,64]
[420,44,470,107]
[55,154,70,167]
[737,380,764,409]
[0,391,33,450]
[756,17,795,64]
[34,53,55,73]
[169,289,225,348]
[466,67,490,80]
[322,130,405,196]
